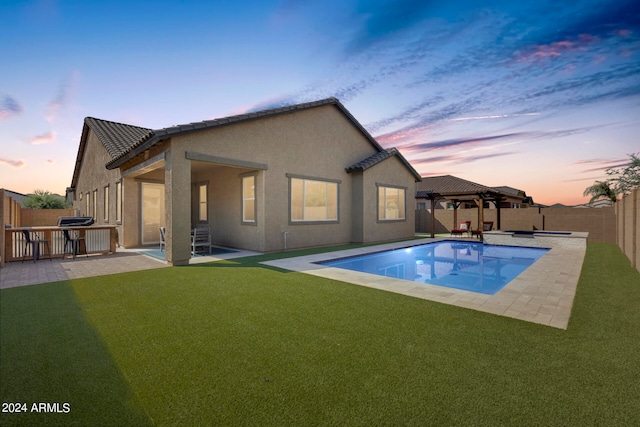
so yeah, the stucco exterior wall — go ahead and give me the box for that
[169,104,380,252]
[189,165,265,252]
[72,130,123,244]
[360,155,416,243]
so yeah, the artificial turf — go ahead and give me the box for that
[1,242,639,426]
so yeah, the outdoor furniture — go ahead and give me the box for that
[159,227,166,252]
[63,229,87,259]
[472,221,494,239]
[191,226,212,256]
[21,230,51,263]
[450,221,471,237]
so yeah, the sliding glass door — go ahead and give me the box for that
[141,183,165,245]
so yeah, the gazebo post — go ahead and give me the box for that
[452,199,459,231]
[475,196,484,232]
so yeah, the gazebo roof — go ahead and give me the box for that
[416,175,511,201]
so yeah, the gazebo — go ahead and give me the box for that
[415,175,519,237]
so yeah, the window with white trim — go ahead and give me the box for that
[290,177,338,222]
[242,176,255,223]
[378,185,405,220]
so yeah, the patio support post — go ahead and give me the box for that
[475,197,484,232]
[165,149,192,265]
[429,196,439,238]
[452,200,461,231]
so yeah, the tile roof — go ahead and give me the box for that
[84,117,153,161]
[417,175,496,194]
[102,97,385,169]
[346,148,422,181]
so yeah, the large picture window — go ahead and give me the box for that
[290,177,338,222]
[242,176,256,223]
[378,185,405,220]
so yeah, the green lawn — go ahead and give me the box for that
[1,242,639,426]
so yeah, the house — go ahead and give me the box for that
[415,175,530,211]
[67,98,421,265]
[488,186,535,208]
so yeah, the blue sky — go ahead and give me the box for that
[1,0,639,205]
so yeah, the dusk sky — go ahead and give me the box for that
[1,0,639,206]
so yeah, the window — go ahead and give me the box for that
[242,176,256,223]
[85,192,90,217]
[378,185,405,220]
[92,190,97,219]
[104,185,109,222]
[290,177,338,222]
[198,183,208,222]
[115,181,122,223]
[417,202,426,210]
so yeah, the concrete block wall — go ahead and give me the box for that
[416,206,616,244]
[20,208,75,227]
[616,189,639,272]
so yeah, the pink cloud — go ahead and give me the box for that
[515,35,597,63]
[30,131,56,145]
[0,158,25,168]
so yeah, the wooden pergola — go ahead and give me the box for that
[416,188,508,238]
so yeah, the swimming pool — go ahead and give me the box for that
[319,241,549,295]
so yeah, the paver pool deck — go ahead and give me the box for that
[263,237,586,329]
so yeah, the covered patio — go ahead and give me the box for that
[118,151,266,265]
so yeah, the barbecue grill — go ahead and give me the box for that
[57,216,95,227]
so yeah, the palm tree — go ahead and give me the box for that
[583,181,617,205]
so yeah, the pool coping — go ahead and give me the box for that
[262,237,586,329]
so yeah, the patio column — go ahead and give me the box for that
[165,149,191,265]
[475,197,484,231]
[452,200,461,230]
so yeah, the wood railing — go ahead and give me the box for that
[4,226,117,262]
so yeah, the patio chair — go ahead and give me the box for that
[450,221,471,237]
[159,227,166,252]
[63,229,87,259]
[471,221,494,239]
[21,230,51,263]
[191,226,212,256]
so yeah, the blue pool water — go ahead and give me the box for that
[320,241,549,295]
